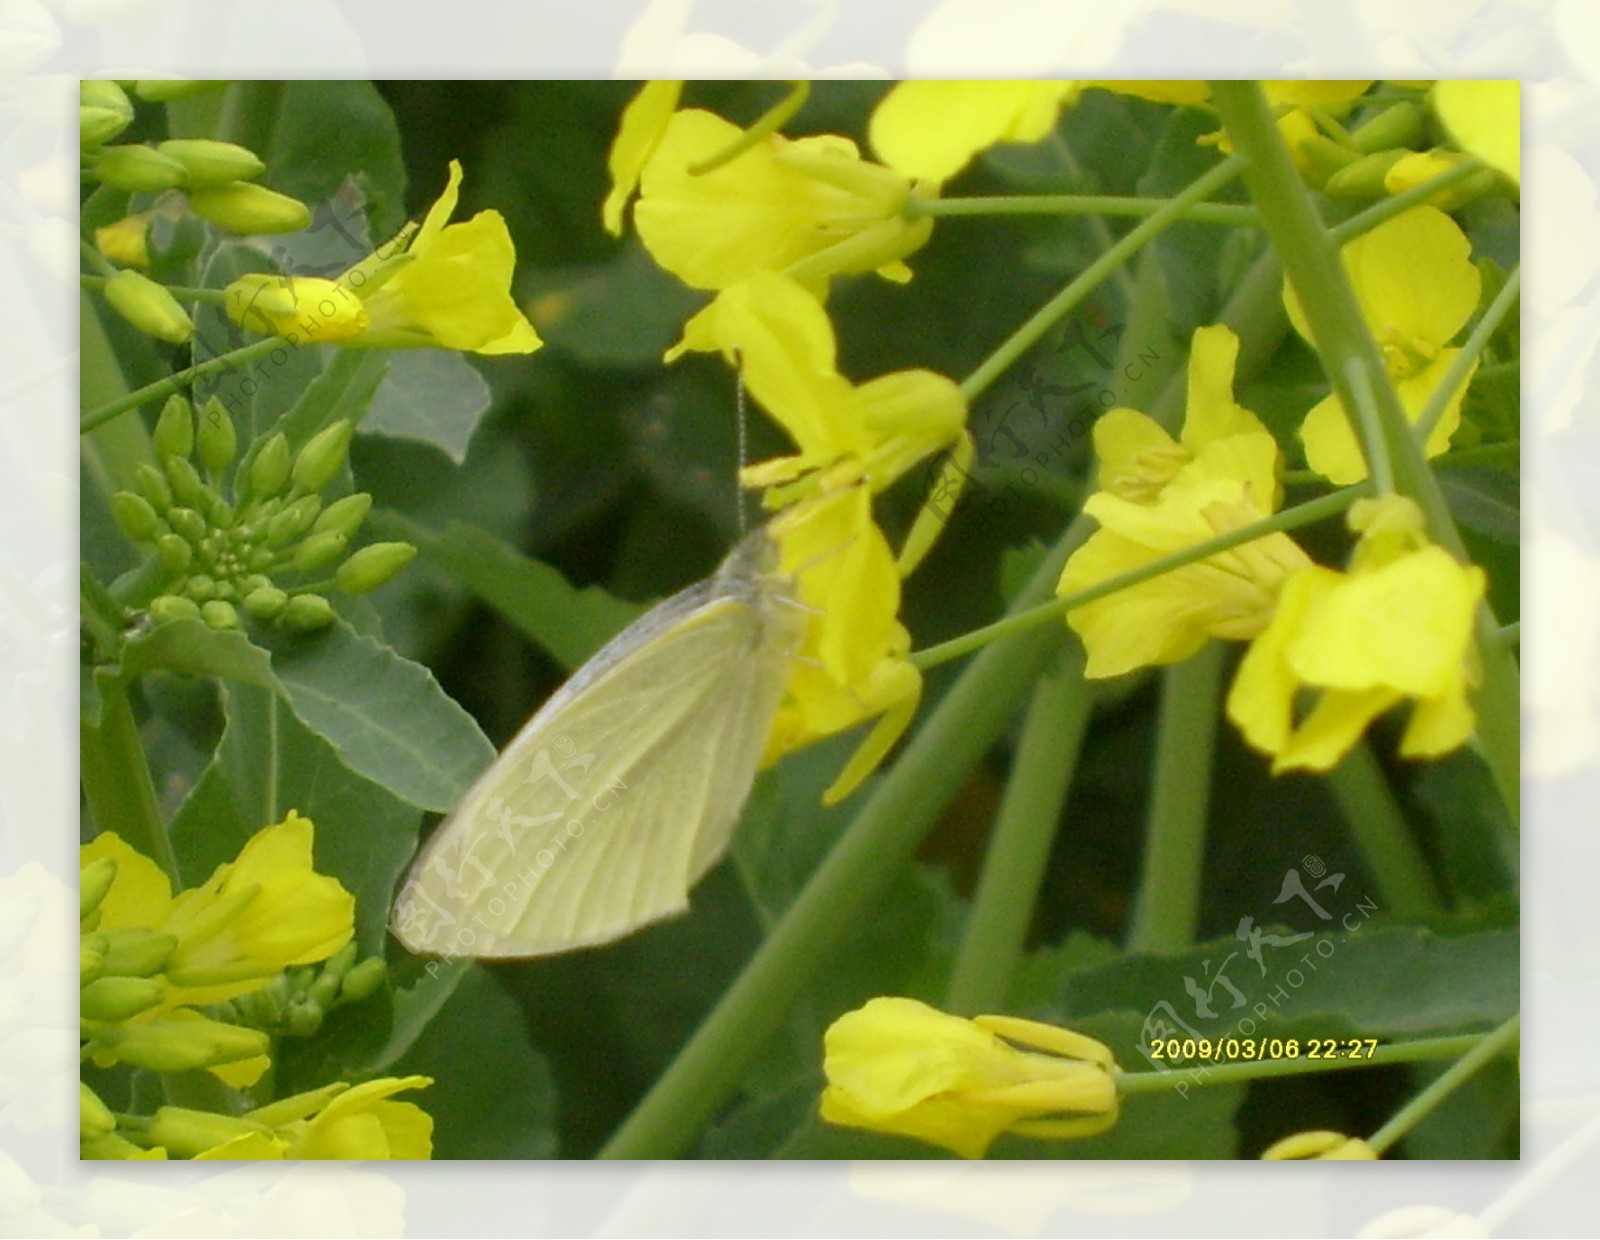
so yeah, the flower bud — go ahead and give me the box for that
[196,397,237,474]
[188,182,312,234]
[81,933,108,983]
[157,139,266,189]
[338,957,388,1005]
[165,455,206,507]
[292,421,354,493]
[96,1014,268,1073]
[310,492,372,541]
[81,975,165,1022]
[144,1106,267,1158]
[81,1081,117,1141]
[95,144,188,193]
[266,495,323,547]
[242,585,288,622]
[1323,149,1406,200]
[97,928,177,977]
[248,433,293,499]
[200,600,240,631]
[110,492,162,543]
[94,212,154,268]
[80,80,135,148]
[81,856,118,922]
[156,534,193,574]
[103,270,193,344]
[206,496,235,529]
[149,594,201,624]
[184,574,216,602]
[284,995,323,1037]
[133,462,173,512]
[153,395,195,460]
[336,542,417,594]
[308,969,342,1011]
[166,506,207,545]
[294,532,347,574]
[283,593,335,631]
[1350,101,1426,154]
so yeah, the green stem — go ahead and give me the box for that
[959,155,1245,404]
[1326,742,1443,918]
[1367,1013,1520,1153]
[598,515,1084,1159]
[1118,1028,1496,1094]
[1416,266,1520,445]
[911,485,1363,673]
[81,675,179,883]
[688,82,810,175]
[81,565,129,656]
[1343,355,1396,496]
[1491,620,1519,650]
[80,275,229,304]
[1126,643,1225,952]
[216,80,287,158]
[80,336,282,434]
[944,647,1094,1015]
[908,195,1257,227]
[80,236,117,278]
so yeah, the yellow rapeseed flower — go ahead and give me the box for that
[821,997,1119,1159]
[1286,205,1481,484]
[1226,496,1485,772]
[868,80,1080,182]
[1432,80,1519,189]
[224,159,540,355]
[603,79,683,235]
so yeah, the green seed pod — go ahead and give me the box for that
[80,1082,116,1142]
[336,542,417,595]
[200,599,239,630]
[1350,101,1426,154]
[80,856,118,922]
[153,395,195,460]
[293,531,347,574]
[283,593,335,631]
[133,462,173,512]
[188,182,312,234]
[80,80,135,148]
[103,270,194,345]
[94,144,187,193]
[148,594,201,624]
[196,397,238,475]
[183,574,216,602]
[266,495,323,548]
[155,535,193,574]
[109,492,162,543]
[166,506,206,545]
[310,492,373,541]
[165,455,205,507]
[81,975,165,1022]
[97,928,177,978]
[338,957,388,1005]
[157,138,266,189]
[292,421,354,494]
[242,585,288,622]
[248,433,292,499]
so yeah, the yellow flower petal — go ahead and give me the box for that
[604,80,683,235]
[869,80,1079,182]
[1432,80,1519,188]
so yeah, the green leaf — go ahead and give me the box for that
[167,680,421,951]
[279,348,390,447]
[363,350,491,464]
[526,242,704,368]
[266,620,494,812]
[119,618,278,688]
[365,959,471,1074]
[389,964,558,1157]
[1439,463,1519,545]
[391,515,642,671]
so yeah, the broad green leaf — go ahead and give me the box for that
[1439,463,1519,545]
[366,959,472,1074]
[266,620,494,812]
[119,618,278,689]
[391,515,641,671]
[363,350,491,464]
[390,962,558,1157]
[167,680,421,951]
[525,243,703,368]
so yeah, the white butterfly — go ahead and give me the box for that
[391,529,807,958]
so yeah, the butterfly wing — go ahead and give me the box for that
[392,562,803,959]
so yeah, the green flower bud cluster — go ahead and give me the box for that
[214,941,388,1038]
[1294,100,1501,208]
[79,83,310,235]
[109,397,417,633]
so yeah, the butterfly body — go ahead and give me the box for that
[392,530,804,958]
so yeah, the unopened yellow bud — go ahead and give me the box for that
[81,933,108,984]
[339,957,388,1004]
[156,534,193,574]
[80,975,165,1022]
[336,542,417,594]
[94,1016,269,1073]
[95,144,188,193]
[1323,149,1407,200]
[242,586,288,622]
[145,1106,267,1158]
[157,139,265,189]
[134,79,229,102]
[103,271,193,345]
[188,182,312,234]
[1350,101,1426,154]
[97,927,177,978]
[149,594,201,624]
[94,212,154,268]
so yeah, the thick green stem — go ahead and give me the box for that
[599,519,1084,1159]
[81,675,179,882]
[1127,643,1225,951]
[909,195,1257,227]
[1326,743,1443,917]
[945,647,1094,1015]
